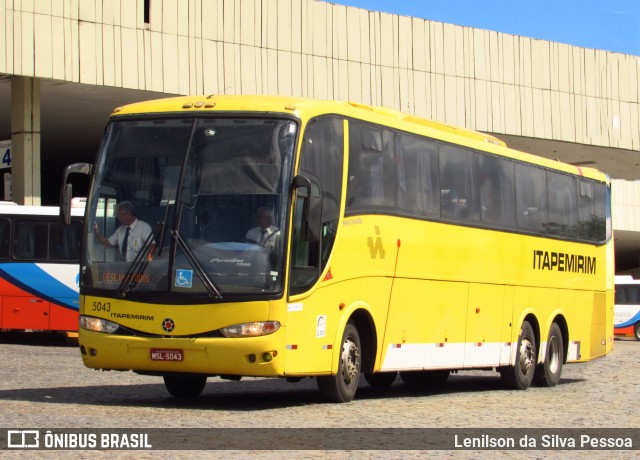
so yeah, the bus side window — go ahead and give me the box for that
[478,153,516,227]
[14,221,48,260]
[50,221,82,260]
[439,145,479,222]
[515,163,548,234]
[0,219,9,259]
[547,171,578,238]
[395,134,439,218]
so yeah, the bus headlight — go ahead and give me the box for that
[79,315,120,334]
[220,321,280,338]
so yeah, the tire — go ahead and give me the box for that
[500,320,536,390]
[317,323,361,403]
[534,323,564,387]
[635,322,640,341]
[163,374,207,398]
[364,372,397,387]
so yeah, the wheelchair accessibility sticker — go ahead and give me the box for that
[175,269,193,288]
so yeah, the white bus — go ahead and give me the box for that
[0,199,84,332]
[614,275,640,340]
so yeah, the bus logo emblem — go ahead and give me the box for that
[162,318,175,332]
[367,226,385,259]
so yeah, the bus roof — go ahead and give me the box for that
[0,198,85,217]
[615,275,640,284]
[111,95,609,183]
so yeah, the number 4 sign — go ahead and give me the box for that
[0,140,10,170]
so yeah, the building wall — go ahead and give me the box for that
[613,179,640,232]
[1,0,639,151]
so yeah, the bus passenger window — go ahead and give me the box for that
[49,222,82,260]
[14,221,49,260]
[439,145,479,222]
[0,219,9,259]
[395,134,439,218]
[515,164,547,234]
[577,179,603,241]
[478,154,515,227]
[547,171,578,238]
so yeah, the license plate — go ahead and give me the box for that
[150,348,184,361]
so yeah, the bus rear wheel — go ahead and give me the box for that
[317,323,361,403]
[500,320,536,390]
[635,322,640,341]
[163,374,207,398]
[534,322,564,387]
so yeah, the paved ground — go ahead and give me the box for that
[0,333,637,459]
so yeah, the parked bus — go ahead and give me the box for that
[62,95,614,402]
[614,275,640,340]
[0,200,84,333]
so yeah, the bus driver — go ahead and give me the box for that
[94,201,155,262]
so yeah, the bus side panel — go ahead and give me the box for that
[558,288,594,362]
[613,302,640,337]
[49,302,80,331]
[380,279,467,371]
[0,264,80,331]
[529,286,559,344]
[464,283,507,367]
[590,292,607,359]
[285,278,390,375]
[1,296,50,329]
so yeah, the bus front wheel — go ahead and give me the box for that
[534,322,564,387]
[317,323,361,403]
[634,322,640,341]
[163,374,207,398]
[500,320,536,390]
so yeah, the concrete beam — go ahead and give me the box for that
[11,76,41,205]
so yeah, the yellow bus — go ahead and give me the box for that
[61,95,614,403]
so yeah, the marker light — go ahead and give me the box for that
[79,315,119,334]
[220,321,281,338]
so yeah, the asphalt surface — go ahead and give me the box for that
[0,332,637,459]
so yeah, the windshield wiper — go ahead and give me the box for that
[171,230,223,299]
[116,226,158,298]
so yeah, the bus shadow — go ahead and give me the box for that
[0,372,586,411]
[0,331,77,347]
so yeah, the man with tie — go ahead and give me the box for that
[245,206,279,249]
[94,201,155,262]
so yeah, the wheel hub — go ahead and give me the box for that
[519,338,535,373]
[341,339,361,384]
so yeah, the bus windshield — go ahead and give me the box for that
[85,116,297,298]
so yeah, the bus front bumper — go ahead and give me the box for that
[78,329,285,377]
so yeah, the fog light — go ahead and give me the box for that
[262,352,273,362]
[89,348,97,356]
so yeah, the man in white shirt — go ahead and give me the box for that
[94,201,155,261]
[245,206,279,249]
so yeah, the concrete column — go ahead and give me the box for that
[11,76,41,206]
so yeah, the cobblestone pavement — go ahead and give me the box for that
[0,334,637,459]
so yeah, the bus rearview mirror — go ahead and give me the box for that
[292,175,322,243]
